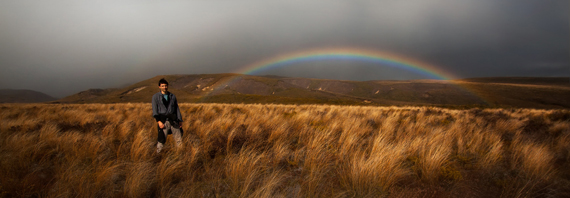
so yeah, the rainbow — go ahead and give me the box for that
[201,47,485,104]
[237,47,458,80]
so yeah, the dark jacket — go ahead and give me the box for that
[152,92,183,123]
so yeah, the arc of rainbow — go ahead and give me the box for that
[200,47,487,104]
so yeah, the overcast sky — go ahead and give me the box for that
[1,0,568,98]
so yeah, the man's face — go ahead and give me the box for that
[159,83,168,93]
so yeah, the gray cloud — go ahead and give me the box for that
[0,0,567,97]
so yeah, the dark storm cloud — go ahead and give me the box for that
[0,0,567,98]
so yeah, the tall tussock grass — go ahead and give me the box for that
[1,103,569,197]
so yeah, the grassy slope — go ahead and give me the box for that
[55,74,570,109]
[457,81,570,109]
[459,77,570,86]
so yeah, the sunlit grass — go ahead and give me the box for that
[0,103,569,197]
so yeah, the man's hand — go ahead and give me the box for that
[179,121,183,127]
[158,121,165,129]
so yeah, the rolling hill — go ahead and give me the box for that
[55,74,570,108]
[0,89,58,103]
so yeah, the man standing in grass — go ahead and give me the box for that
[152,78,183,153]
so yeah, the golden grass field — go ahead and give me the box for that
[1,103,569,197]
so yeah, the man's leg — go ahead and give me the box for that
[170,121,183,148]
[156,123,168,153]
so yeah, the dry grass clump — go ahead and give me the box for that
[1,103,569,197]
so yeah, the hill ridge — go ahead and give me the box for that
[0,89,58,103]
[55,74,570,109]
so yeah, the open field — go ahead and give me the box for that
[1,103,569,197]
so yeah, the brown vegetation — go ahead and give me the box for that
[1,103,569,197]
